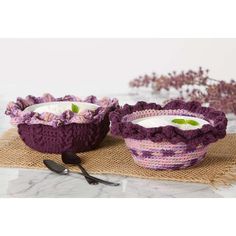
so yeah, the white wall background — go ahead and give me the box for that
[1,38,236,131]
[1,38,236,100]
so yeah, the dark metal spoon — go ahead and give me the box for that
[61,152,120,187]
[44,159,120,187]
[44,159,69,175]
[62,152,98,185]
[43,159,98,185]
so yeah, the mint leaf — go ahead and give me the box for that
[186,119,199,126]
[171,118,186,124]
[71,103,79,113]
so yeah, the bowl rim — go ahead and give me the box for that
[5,93,118,127]
[24,101,100,113]
[129,113,210,129]
[109,100,228,148]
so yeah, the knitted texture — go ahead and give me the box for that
[18,116,110,154]
[5,93,118,153]
[126,138,207,170]
[110,100,227,148]
[2,129,236,186]
[5,93,119,127]
[110,100,228,170]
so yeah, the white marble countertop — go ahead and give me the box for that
[1,94,236,198]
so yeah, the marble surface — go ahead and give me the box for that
[1,94,236,198]
[0,168,227,198]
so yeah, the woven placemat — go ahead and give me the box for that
[1,128,236,186]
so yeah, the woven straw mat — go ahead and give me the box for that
[1,128,236,186]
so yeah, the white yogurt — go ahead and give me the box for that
[132,115,209,130]
[24,101,99,115]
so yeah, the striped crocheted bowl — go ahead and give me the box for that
[5,94,118,154]
[109,100,227,170]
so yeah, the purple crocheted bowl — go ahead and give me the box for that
[109,100,228,170]
[5,94,118,154]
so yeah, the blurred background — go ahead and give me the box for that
[1,39,236,132]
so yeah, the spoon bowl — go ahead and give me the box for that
[43,160,70,175]
[62,152,81,165]
[43,159,97,185]
[61,152,120,186]
[62,151,98,185]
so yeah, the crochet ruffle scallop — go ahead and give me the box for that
[6,94,119,127]
[109,100,228,148]
[5,94,119,154]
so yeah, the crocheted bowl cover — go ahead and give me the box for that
[6,94,118,154]
[109,100,228,170]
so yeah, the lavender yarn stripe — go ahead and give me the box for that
[110,100,227,148]
[6,93,119,127]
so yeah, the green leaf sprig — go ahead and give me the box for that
[171,118,199,126]
[71,103,80,113]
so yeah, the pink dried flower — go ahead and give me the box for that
[129,68,236,114]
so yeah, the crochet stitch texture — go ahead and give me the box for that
[6,94,118,153]
[109,100,227,170]
[110,100,227,148]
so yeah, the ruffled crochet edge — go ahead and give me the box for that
[109,100,228,148]
[5,94,119,127]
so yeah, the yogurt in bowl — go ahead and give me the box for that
[132,115,209,130]
[5,94,118,154]
[24,101,99,115]
[110,100,227,170]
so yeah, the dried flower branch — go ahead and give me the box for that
[129,67,236,114]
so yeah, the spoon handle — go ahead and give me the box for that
[77,163,98,185]
[77,164,120,186]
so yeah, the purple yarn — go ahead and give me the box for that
[5,94,119,154]
[5,94,119,127]
[109,100,228,148]
[161,149,175,157]
[18,116,110,154]
[142,150,153,158]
